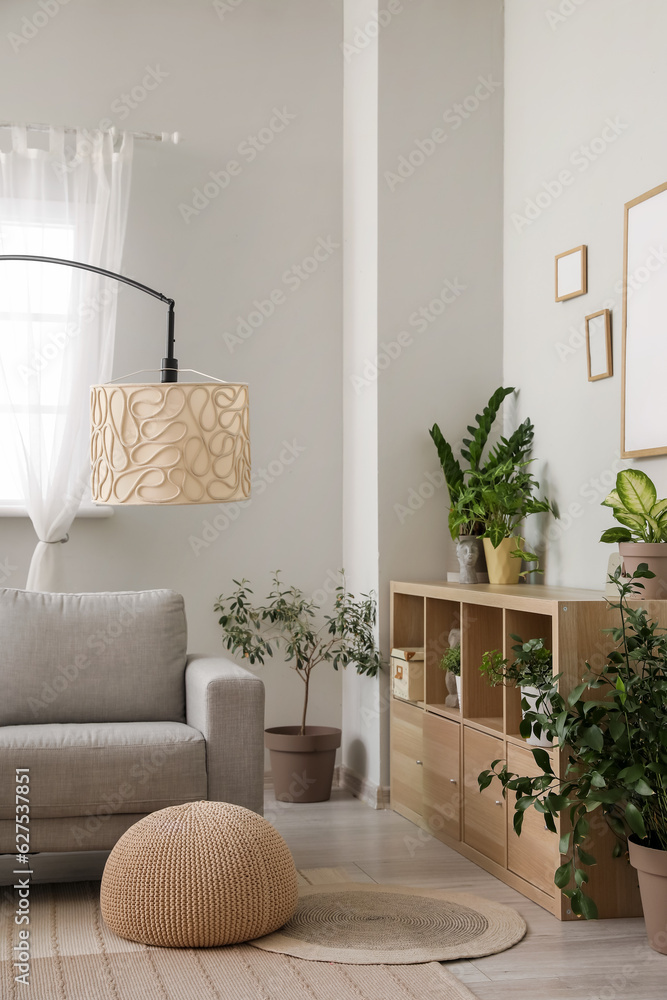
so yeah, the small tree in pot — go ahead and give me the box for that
[215,572,381,803]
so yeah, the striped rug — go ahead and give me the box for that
[0,869,478,1000]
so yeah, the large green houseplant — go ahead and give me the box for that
[429,387,553,584]
[215,572,381,803]
[600,469,667,598]
[478,566,667,951]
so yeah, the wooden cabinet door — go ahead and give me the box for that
[423,713,461,841]
[390,699,423,823]
[463,727,506,865]
[506,744,559,896]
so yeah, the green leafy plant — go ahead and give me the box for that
[439,644,461,676]
[449,459,556,572]
[600,469,667,543]
[215,572,381,735]
[480,636,552,689]
[478,565,667,919]
[429,386,535,539]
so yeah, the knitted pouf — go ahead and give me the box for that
[100,800,298,948]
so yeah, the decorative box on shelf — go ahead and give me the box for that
[391,647,424,701]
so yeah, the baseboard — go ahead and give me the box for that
[264,766,389,810]
[337,765,389,810]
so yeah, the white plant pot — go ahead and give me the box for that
[455,675,462,707]
[521,686,552,747]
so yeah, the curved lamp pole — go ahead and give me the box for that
[0,254,178,382]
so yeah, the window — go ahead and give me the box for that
[0,216,77,507]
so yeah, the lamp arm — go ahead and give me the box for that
[0,254,178,383]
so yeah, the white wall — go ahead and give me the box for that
[376,0,504,784]
[341,0,381,787]
[0,0,345,750]
[504,0,667,588]
[342,0,504,791]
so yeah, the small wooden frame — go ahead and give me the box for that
[585,308,612,381]
[555,244,587,301]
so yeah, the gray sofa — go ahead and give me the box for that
[0,588,264,874]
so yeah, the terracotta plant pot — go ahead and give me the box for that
[483,536,522,585]
[628,837,667,954]
[265,726,341,804]
[619,543,667,599]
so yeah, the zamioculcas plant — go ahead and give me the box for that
[429,386,534,540]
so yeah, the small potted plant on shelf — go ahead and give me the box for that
[480,636,553,746]
[600,468,667,598]
[438,628,461,707]
[430,387,555,584]
[452,459,556,585]
[430,386,535,583]
[215,571,381,804]
[478,565,667,952]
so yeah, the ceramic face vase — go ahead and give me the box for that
[456,535,479,584]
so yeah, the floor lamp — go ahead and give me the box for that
[0,255,251,506]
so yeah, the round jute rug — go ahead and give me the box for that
[249,883,526,964]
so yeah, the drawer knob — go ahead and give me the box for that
[495,800,503,806]
[416,759,423,766]
[449,778,457,784]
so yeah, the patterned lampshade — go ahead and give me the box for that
[90,381,250,505]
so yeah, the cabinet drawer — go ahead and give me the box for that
[390,699,423,820]
[423,713,460,841]
[507,744,559,896]
[463,727,506,865]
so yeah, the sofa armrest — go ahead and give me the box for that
[185,654,265,815]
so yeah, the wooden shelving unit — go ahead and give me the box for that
[389,580,656,920]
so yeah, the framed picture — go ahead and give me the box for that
[555,245,587,302]
[585,309,612,381]
[622,180,667,457]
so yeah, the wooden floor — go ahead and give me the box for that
[268,788,667,1000]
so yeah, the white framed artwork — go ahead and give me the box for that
[622,181,667,457]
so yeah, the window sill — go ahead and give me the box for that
[0,505,114,519]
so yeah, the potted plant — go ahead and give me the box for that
[439,635,461,707]
[430,386,534,583]
[600,469,667,598]
[453,459,555,584]
[480,636,553,746]
[478,566,667,951]
[215,572,381,804]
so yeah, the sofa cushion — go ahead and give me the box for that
[0,722,207,821]
[0,589,188,725]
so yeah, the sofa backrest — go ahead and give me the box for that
[0,589,188,726]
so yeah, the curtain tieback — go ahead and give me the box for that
[39,534,69,545]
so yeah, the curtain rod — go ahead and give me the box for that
[0,122,181,144]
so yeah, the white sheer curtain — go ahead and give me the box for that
[0,126,133,590]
